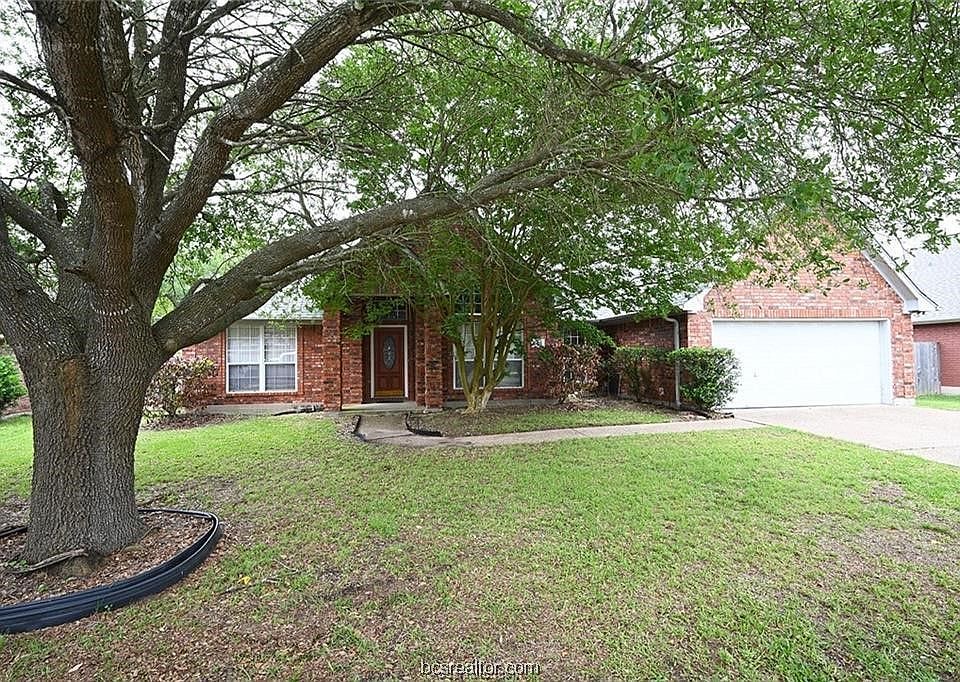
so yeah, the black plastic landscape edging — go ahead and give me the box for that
[0,508,222,634]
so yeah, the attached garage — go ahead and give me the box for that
[711,320,892,408]
[598,250,934,408]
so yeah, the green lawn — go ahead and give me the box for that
[917,393,960,410]
[1,415,959,680]
[409,400,675,436]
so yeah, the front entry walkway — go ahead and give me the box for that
[355,413,761,448]
[736,405,960,467]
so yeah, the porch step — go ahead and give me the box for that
[341,401,419,414]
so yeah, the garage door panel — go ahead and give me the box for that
[712,320,887,408]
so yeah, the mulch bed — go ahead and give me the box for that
[0,510,211,607]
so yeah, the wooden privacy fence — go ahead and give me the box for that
[915,341,941,395]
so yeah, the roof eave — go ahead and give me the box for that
[862,249,936,313]
[913,315,960,326]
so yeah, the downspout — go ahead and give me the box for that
[664,316,681,409]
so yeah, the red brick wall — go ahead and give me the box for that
[339,310,364,407]
[181,323,325,406]
[914,322,960,388]
[599,317,683,402]
[420,312,445,408]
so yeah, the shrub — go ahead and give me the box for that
[538,341,601,402]
[612,346,670,402]
[144,357,217,421]
[667,347,741,410]
[0,355,27,414]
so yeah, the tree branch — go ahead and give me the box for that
[0,69,69,128]
[0,209,76,365]
[0,180,80,265]
[135,0,681,298]
[152,144,645,351]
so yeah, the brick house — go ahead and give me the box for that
[595,250,932,408]
[908,244,960,394]
[183,249,932,411]
[181,298,555,411]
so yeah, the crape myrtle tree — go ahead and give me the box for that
[0,1,957,563]
[306,40,759,412]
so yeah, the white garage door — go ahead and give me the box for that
[711,320,890,408]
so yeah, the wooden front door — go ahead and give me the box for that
[372,327,405,398]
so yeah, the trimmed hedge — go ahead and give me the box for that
[612,346,670,402]
[612,345,741,410]
[667,347,741,410]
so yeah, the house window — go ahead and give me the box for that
[563,328,584,346]
[226,322,297,392]
[453,323,524,390]
[456,291,483,315]
[381,298,408,321]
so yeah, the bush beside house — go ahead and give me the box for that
[144,357,218,422]
[538,340,602,403]
[612,346,671,403]
[0,354,27,415]
[613,345,740,411]
[668,347,741,410]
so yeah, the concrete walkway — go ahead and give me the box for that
[355,413,761,448]
[736,405,960,467]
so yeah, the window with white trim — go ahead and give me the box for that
[226,322,297,392]
[453,323,524,389]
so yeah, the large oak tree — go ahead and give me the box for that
[0,0,957,563]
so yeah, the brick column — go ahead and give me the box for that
[421,312,444,409]
[686,312,713,347]
[414,312,426,405]
[341,334,364,406]
[320,310,342,411]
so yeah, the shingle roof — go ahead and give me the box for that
[242,287,324,321]
[908,243,960,324]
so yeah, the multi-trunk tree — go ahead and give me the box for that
[0,1,957,563]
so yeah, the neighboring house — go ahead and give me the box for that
[184,250,932,412]
[595,251,932,409]
[907,243,960,394]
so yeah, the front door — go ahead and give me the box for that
[372,327,405,398]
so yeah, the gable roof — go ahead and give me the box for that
[861,248,935,314]
[591,248,934,323]
[907,243,960,324]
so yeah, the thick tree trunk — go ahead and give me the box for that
[19,321,159,564]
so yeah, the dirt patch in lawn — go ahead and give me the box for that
[408,397,690,437]
[139,475,246,511]
[0,510,211,606]
[796,493,960,591]
[141,413,246,430]
[867,481,908,504]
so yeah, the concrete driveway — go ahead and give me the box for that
[735,405,960,467]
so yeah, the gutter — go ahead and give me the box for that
[664,316,681,408]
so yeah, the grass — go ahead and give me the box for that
[917,393,960,410]
[0,414,959,679]
[409,399,675,436]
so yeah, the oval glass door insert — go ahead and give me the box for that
[382,335,396,369]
